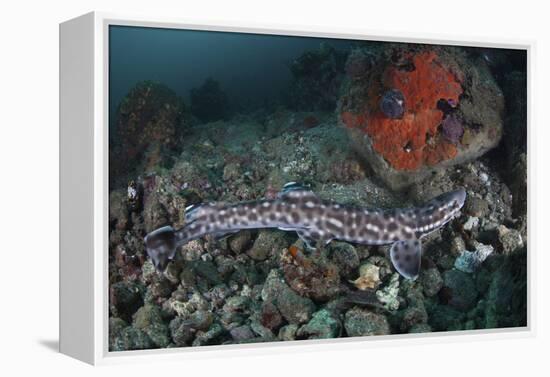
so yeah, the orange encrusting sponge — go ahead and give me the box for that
[341,51,463,171]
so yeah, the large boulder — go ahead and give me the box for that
[111,81,186,184]
[338,45,504,190]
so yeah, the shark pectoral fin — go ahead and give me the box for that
[212,229,240,241]
[295,230,332,250]
[296,230,316,249]
[390,239,422,280]
[278,227,296,231]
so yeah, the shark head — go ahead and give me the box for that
[144,225,177,272]
[430,188,466,219]
[437,188,466,208]
[415,188,466,234]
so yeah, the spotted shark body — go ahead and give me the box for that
[145,183,466,280]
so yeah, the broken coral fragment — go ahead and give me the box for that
[351,263,381,290]
[454,241,494,273]
[375,273,401,311]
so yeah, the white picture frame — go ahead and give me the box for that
[59,11,534,365]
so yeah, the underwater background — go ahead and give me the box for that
[108,25,527,351]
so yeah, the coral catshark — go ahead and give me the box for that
[144,183,466,280]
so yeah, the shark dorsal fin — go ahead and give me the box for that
[390,239,422,280]
[278,182,317,199]
[211,229,240,240]
[295,229,318,249]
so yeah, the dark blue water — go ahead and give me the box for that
[109,26,352,124]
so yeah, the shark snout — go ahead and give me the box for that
[452,188,467,209]
[429,188,467,215]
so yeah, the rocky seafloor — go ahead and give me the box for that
[108,45,527,351]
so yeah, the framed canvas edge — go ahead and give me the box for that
[81,10,535,365]
[60,11,99,365]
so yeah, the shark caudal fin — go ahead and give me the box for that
[390,239,422,280]
[144,226,177,272]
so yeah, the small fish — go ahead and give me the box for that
[144,183,466,280]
